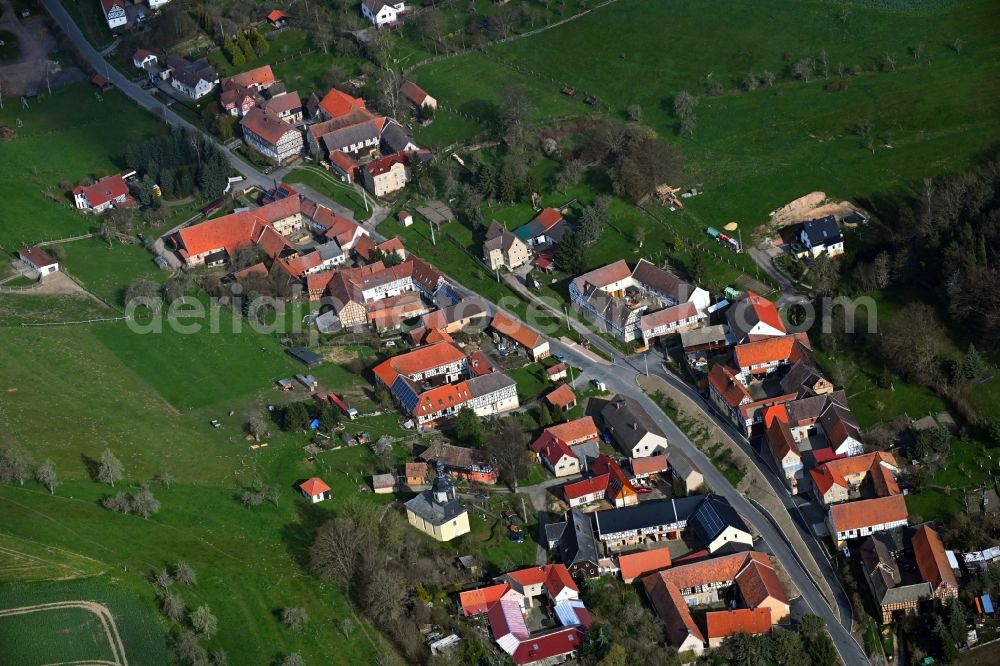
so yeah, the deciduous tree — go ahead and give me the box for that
[190,604,218,638]
[36,459,58,494]
[486,418,531,491]
[97,448,124,487]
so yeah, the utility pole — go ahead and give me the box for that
[429,219,436,246]
[520,496,527,523]
[644,352,649,377]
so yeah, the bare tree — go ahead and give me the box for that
[792,58,815,82]
[882,52,896,72]
[97,448,124,487]
[951,38,963,55]
[170,630,206,665]
[152,568,173,589]
[627,104,643,122]
[156,471,174,487]
[340,618,354,637]
[36,459,58,494]
[912,42,925,60]
[279,655,305,666]
[281,607,309,630]
[0,445,31,486]
[761,70,775,87]
[741,73,759,92]
[247,416,267,441]
[819,50,829,78]
[0,73,6,110]
[132,485,161,519]
[672,90,698,118]
[173,561,197,585]
[190,604,218,638]
[162,591,186,622]
[633,226,646,248]
[309,516,359,587]
[873,251,891,289]
[485,418,531,491]
[500,84,533,149]
[376,67,402,119]
[679,115,697,137]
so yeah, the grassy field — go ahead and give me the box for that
[0,84,161,249]
[284,167,373,221]
[0,533,107,583]
[412,0,1000,229]
[0,576,171,665]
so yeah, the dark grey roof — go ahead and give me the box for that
[873,526,912,555]
[465,371,516,398]
[167,56,218,89]
[380,121,415,154]
[594,496,704,538]
[404,489,466,526]
[689,495,750,545]
[631,259,697,304]
[320,120,380,153]
[484,221,522,254]
[779,359,825,397]
[860,536,932,606]
[545,521,567,548]
[785,390,848,424]
[600,395,666,452]
[558,509,600,567]
[802,215,843,246]
[363,0,390,12]
[584,288,637,331]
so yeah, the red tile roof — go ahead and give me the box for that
[400,79,430,106]
[534,207,563,230]
[705,608,772,641]
[572,259,632,293]
[544,563,578,598]
[299,477,330,495]
[267,9,290,21]
[708,364,750,408]
[511,627,583,665]
[735,559,789,607]
[766,416,799,462]
[329,150,359,176]
[468,350,496,377]
[912,524,958,593]
[318,88,366,119]
[829,495,908,533]
[545,384,577,410]
[372,341,467,386]
[810,466,846,497]
[240,107,298,146]
[743,291,786,336]
[459,583,513,616]
[653,551,771,592]
[223,65,276,90]
[546,362,567,376]
[643,576,705,647]
[264,91,302,116]
[812,452,900,499]
[631,455,668,476]
[591,455,636,503]
[74,171,131,209]
[490,311,542,350]
[18,246,57,268]
[734,333,812,370]
[364,151,409,177]
[133,49,156,62]
[544,417,599,445]
[531,432,576,468]
[619,548,672,583]
[563,474,609,501]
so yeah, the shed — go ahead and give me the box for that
[287,347,324,368]
[372,473,396,494]
[295,374,318,390]
[405,461,427,486]
[299,477,331,503]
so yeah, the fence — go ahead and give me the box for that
[20,316,132,327]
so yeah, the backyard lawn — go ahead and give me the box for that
[0,84,160,248]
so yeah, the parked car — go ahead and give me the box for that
[636,487,653,495]
[592,379,607,391]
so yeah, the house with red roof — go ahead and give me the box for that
[489,311,550,361]
[317,88,367,120]
[726,291,787,343]
[298,477,331,503]
[591,456,638,508]
[266,9,290,26]
[531,432,580,478]
[401,79,437,111]
[18,247,60,277]
[764,405,803,494]
[809,451,900,506]
[827,494,909,545]
[705,608,772,648]
[359,151,410,197]
[734,332,812,380]
[101,0,127,29]
[912,524,959,602]
[630,454,668,480]
[618,548,671,583]
[223,65,276,92]
[240,107,303,163]
[72,170,136,213]
[132,49,158,69]
[328,150,359,184]
[459,583,522,616]
[544,384,577,411]
[642,551,789,656]
[563,474,610,508]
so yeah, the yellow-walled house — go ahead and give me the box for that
[405,461,471,542]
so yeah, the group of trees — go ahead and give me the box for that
[451,410,532,490]
[0,444,57,494]
[900,599,967,664]
[697,614,836,666]
[277,399,339,434]
[309,500,469,662]
[578,578,676,666]
[152,562,230,666]
[223,27,270,66]
[672,91,698,137]
[124,128,231,201]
